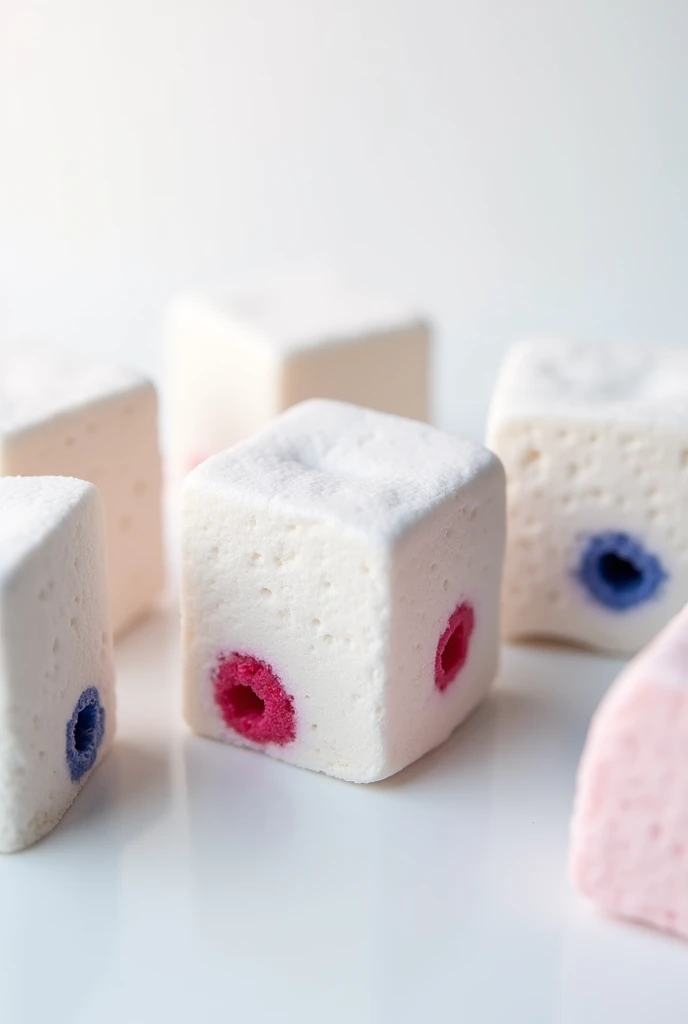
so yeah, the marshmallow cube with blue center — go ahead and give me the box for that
[181,399,505,783]
[487,340,688,654]
[167,270,431,478]
[0,478,115,853]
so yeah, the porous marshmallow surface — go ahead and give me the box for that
[486,339,688,654]
[0,354,165,636]
[570,602,688,940]
[167,270,430,475]
[0,477,115,853]
[182,399,505,782]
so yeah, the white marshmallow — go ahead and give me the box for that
[0,477,115,853]
[487,340,688,654]
[181,399,505,782]
[0,354,165,636]
[167,270,430,476]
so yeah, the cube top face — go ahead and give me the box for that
[0,476,94,579]
[173,270,427,356]
[182,401,505,782]
[0,477,115,852]
[0,354,150,438]
[187,400,499,547]
[489,340,688,431]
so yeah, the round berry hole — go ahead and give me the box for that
[213,653,296,746]
[577,531,666,611]
[226,684,265,721]
[598,552,642,590]
[435,602,475,691]
[66,686,106,781]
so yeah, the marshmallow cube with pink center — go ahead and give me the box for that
[0,478,115,853]
[167,271,431,476]
[570,603,688,940]
[0,354,165,636]
[181,399,505,783]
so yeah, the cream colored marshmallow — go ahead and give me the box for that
[166,270,430,476]
[181,399,505,783]
[487,340,688,654]
[0,354,165,636]
[0,477,115,853]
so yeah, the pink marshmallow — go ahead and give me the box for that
[570,603,688,940]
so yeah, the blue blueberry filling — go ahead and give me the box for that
[66,687,106,782]
[577,531,667,611]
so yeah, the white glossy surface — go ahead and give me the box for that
[0,607,686,1022]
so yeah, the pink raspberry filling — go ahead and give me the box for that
[213,653,296,745]
[435,602,475,691]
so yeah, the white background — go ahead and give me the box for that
[1,3,688,1020]
[2,0,688,436]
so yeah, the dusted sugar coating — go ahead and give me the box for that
[0,353,165,636]
[181,399,505,782]
[0,477,116,853]
[167,270,431,477]
[213,654,296,745]
[487,339,688,654]
[570,603,688,940]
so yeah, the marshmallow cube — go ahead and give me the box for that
[570,603,688,940]
[0,478,115,853]
[181,400,505,783]
[0,356,165,636]
[167,271,430,475]
[487,340,688,654]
